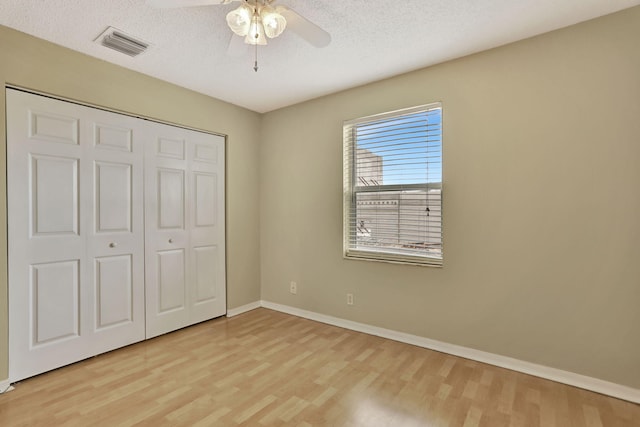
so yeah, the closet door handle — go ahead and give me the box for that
[109,242,117,248]
[168,238,173,244]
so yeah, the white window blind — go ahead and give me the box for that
[343,103,443,266]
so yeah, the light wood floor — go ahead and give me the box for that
[0,308,638,426]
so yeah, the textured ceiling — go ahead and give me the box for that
[1,0,639,113]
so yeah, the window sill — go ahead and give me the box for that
[344,251,443,268]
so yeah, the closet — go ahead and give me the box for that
[6,89,226,381]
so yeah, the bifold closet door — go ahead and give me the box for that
[7,89,146,381]
[144,122,226,338]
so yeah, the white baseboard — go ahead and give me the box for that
[261,300,640,404]
[0,379,14,394]
[226,301,262,318]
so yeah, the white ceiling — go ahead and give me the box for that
[1,0,639,113]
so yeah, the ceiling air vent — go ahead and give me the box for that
[95,27,150,57]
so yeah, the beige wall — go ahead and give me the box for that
[0,26,262,381]
[260,6,640,389]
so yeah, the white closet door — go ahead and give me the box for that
[144,122,226,338]
[7,89,145,381]
[86,111,145,349]
[188,130,226,324]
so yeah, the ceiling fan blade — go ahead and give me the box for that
[146,0,236,9]
[278,7,331,48]
[227,34,249,57]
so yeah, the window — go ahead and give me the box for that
[343,103,443,266]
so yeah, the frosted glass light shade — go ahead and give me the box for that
[260,5,286,39]
[245,18,267,45]
[226,3,253,36]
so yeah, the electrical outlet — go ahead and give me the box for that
[290,281,297,295]
[347,293,354,306]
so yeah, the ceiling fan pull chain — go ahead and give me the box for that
[254,40,259,72]
[252,6,259,72]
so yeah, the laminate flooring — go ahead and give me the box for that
[0,308,638,426]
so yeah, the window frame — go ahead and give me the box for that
[343,103,443,267]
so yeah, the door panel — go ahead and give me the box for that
[157,137,185,159]
[194,172,216,227]
[95,255,133,329]
[85,109,145,350]
[95,162,132,233]
[145,125,190,338]
[188,132,226,324]
[194,142,217,163]
[31,154,79,236]
[94,123,132,152]
[8,89,145,381]
[194,245,218,303]
[29,110,79,145]
[145,123,226,337]
[31,260,80,345]
[158,168,185,229]
[158,249,186,312]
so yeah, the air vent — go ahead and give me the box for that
[95,27,150,57]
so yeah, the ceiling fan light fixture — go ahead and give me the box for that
[226,3,253,36]
[260,5,286,38]
[147,0,332,71]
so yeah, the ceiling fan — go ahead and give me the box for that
[147,0,331,70]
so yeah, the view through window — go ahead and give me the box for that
[343,104,442,265]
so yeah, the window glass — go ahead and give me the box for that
[343,104,442,265]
